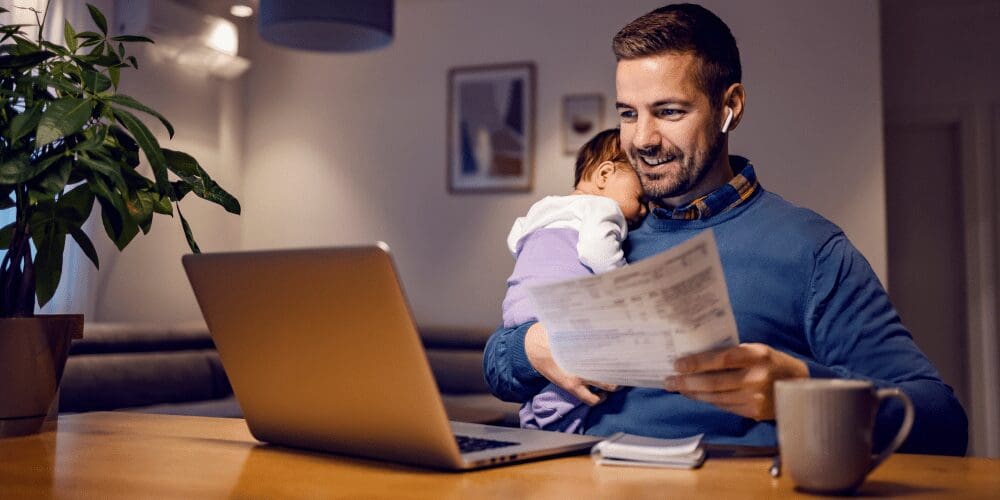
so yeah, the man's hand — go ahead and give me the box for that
[664,343,809,420]
[524,323,618,406]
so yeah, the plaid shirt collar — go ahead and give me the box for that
[652,156,760,221]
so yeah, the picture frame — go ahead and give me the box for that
[447,62,535,193]
[562,93,605,155]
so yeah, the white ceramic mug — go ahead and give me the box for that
[774,379,914,494]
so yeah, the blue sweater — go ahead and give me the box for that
[484,187,968,456]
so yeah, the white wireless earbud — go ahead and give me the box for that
[721,107,734,134]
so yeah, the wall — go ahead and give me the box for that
[240,0,886,329]
[881,0,1000,457]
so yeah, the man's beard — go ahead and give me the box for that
[630,129,726,203]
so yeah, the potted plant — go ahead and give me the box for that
[0,3,239,436]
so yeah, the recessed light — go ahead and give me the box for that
[230,4,253,18]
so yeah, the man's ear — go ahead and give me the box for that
[594,161,616,189]
[722,83,746,132]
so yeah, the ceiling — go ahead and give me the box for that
[171,0,259,25]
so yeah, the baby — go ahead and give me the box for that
[502,128,646,433]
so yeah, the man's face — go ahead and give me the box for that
[615,52,726,204]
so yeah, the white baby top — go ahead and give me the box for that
[506,195,628,274]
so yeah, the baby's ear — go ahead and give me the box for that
[594,161,616,189]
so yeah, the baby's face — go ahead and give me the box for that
[605,164,647,228]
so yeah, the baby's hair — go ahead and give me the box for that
[574,128,630,187]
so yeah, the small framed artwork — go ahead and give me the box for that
[447,62,535,193]
[562,93,605,155]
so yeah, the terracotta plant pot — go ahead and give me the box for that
[0,314,83,437]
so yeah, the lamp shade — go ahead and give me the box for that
[259,0,393,52]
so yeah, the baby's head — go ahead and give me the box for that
[574,128,647,227]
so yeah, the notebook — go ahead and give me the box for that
[592,432,706,469]
[182,244,600,470]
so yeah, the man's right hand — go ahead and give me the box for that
[524,323,618,405]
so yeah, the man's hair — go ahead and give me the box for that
[574,128,629,187]
[613,3,741,108]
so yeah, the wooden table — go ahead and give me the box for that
[0,412,996,499]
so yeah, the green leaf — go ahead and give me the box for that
[126,56,138,69]
[41,41,70,56]
[36,98,96,146]
[78,155,128,197]
[106,94,174,138]
[68,225,99,269]
[0,154,62,185]
[152,192,172,215]
[34,230,66,307]
[64,20,77,53]
[111,35,154,44]
[12,35,39,52]
[87,3,108,35]
[91,174,139,250]
[80,48,115,64]
[170,180,192,202]
[107,126,140,167]
[37,159,72,195]
[162,148,199,176]
[109,125,139,152]
[112,108,169,193]
[29,206,67,307]
[108,65,120,88]
[81,69,111,93]
[78,37,102,48]
[36,74,85,96]
[73,127,107,152]
[176,204,200,253]
[75,31,102,40]
[163,149,241,214]
[6,103,43,143]
[58,183,96,224]
[0,50,55,69]
[132,190,156,234]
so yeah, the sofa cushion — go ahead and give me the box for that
[425,348,491,394]
[60,350,230,412]
[71,322,214,355]
[419,326,495,350]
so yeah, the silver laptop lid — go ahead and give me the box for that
[182,245,464,468]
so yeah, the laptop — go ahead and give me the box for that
[182,244,601,470]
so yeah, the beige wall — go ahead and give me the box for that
[238,0,886,329]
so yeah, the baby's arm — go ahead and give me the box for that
[576,201,628,273]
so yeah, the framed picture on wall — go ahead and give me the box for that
[447,62,535,193]
[562,93,605,155]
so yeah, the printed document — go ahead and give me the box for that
[525,229,738,388]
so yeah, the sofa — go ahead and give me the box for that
[59,322,520,425]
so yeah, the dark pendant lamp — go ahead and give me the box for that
[259,0,394,52]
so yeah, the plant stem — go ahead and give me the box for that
[0,184,36,317]
[38,0,52,44]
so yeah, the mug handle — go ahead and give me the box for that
[870,388,915,471]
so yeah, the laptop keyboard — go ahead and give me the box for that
[455,435,519,453]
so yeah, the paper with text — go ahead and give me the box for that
[526,229,739,388]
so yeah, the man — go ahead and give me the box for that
[484,3,967,455]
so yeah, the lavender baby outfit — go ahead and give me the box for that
[502,195,628,433]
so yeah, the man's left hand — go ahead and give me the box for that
[664,343,809,421]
